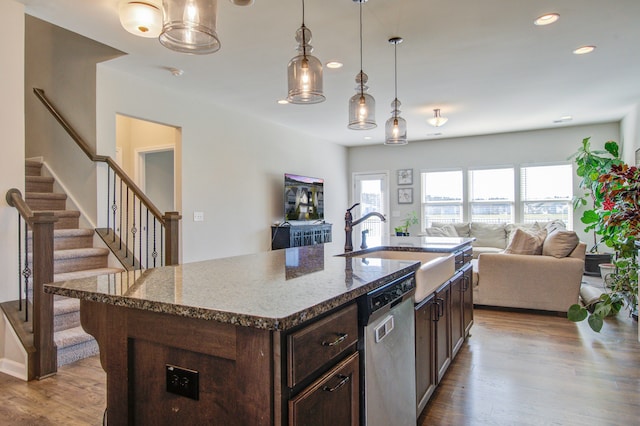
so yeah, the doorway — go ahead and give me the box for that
[353,172,390,248]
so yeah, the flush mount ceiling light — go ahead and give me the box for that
[229,0,254,5]
[573,45,596,55]
[427,108,448,127]
[534,13,560,26]
[160,0,221,54]
[119,1,163,38]
[287,0,325,104]
[385,37,407,145]
[348,0,376,130]
[326,61,344,69]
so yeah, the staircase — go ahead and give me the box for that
[25,160,123,366]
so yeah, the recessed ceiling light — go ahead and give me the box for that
[573,45,596,55]
[168,67,184,77]
[553,115,573,123]
[277,99,289,105]
[363,136,372,140]
[534,13,560,26]
[326,61,344,69]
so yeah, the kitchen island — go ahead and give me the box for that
[44,237,473,425]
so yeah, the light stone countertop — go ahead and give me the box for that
[44,238,473,331]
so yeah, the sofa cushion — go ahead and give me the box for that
[431,222,470,237]
[470,222,507,249]
[423,224,459,237]
[543,230,579,258]
[544,220,567,234]
[472,246,503,259]
[504,228,547,255]
[506,222,542,244]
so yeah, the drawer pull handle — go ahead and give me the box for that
[322,333,348,347]
[322,375,350,392]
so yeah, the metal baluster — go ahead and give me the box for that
[17,213,22,312]
[119,178,123,250]
[160,225,164,267]
[138,199,142,269]
[131,192,136,268]
[125,187,130,260]
[146,210,149,269]
[23,221,31,322]
[107,167,110,234]
[152,218,158,268]
[112,169,117,243]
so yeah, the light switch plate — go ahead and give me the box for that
[193,211,204,222]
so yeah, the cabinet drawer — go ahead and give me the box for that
[288,303,358,388]
[289,352,360,426]
[454,246,473,269]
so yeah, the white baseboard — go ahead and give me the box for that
[0,312,28,381]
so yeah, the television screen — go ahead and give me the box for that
[284,173,324,222]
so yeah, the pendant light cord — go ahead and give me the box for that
[301,0,307,59]
[394,41,398,117]
[359,1,364,95]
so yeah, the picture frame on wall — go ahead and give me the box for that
[398,188,413,204]
[397,169,413,185]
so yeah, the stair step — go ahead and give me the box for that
[32,210,81,229]
[26,175,54,193]
[25,192,67,211]
[25,160,43,177]
[54,326,99,367]
[54,267,124,282]
[51,248,110,274]
[28,228,95,251]
[53,297,80,332]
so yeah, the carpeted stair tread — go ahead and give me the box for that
[25,192,67,200]
[53,297,80,315]
[54,267,124,282]
[53,247,110,260]
[26,175,54,183]
[26,176,54,192]
[54,326,93,347]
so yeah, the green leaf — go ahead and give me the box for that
[567,304,588,322]
[581,210,599,224]
[604,141,619,158]
[588,314,604,332]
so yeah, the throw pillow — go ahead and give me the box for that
[506,223,542,244]
[542,229,579,258]
[504,228,547,255]
[431,222,470,237]
[423,224,459,237]
[470,222,507,249]
[544,220,567,234]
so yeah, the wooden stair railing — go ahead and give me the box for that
[6,189,57,379]
[33,88,181,267]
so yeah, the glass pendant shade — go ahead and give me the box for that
[385,99,407,145]
[348,72,376,129]
[160,0,221,54]
[428,108,448,127]
[287,25,325,104]
[119,1,162,38]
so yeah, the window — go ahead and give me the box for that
[421,170,463,227]
[469,168,514,223]
[520,164,573,228]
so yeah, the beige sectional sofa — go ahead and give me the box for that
[423,221,586,313]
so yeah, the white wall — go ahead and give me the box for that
[621,104,640,166]
[97,65,348,263]
[348,123,621,245]
[0,0,25,302]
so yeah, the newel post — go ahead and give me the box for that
[31,212,58,379]
[163,211,182,266]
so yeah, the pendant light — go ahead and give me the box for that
[287,0,325,104]
[159,0,221,54]
[348,0,376,130]
[385,37,407,145]
[119,1,163,38]
[428,108,448,127]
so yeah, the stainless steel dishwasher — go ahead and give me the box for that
[358,272,417,426]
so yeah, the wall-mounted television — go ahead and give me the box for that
[284,173,324,222]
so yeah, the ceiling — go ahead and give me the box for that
[18,0,640,147]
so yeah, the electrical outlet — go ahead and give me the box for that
[166,364,199,400]
[193,211,204,222]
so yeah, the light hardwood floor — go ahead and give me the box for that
[0,307,638,425]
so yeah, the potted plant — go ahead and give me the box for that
[395,211,419,236]
[567,138,639,331]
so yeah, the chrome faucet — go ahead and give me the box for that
[344,203,386,252]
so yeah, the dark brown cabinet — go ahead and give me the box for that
[289,352,360,426]
[415,293,436,412]
[415,244,474,416]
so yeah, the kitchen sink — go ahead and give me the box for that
[349,250,455,303]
